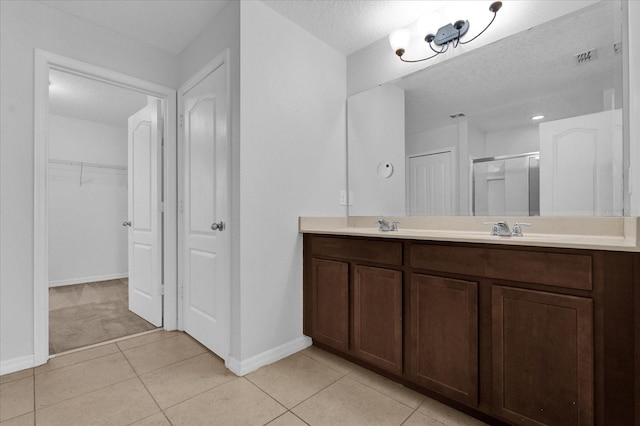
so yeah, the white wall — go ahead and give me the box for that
[239,0,346,363]
[485,125,539,158]
[348,84,405,216]
[48,115,128,286]
[0,0,177,370]
[407,124,458,157]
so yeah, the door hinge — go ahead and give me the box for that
[179,286,184,299]
[179,114,184,128]
[159,201,164,212]
[159,284,165,295]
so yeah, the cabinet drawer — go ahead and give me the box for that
[410,243,592,290]
[487,250,592,290]
[311,236,403,265]
[410,244,487,276]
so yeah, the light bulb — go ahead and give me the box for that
[389,29,411,56]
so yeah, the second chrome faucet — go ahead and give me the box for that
[485,220,531,237]
[377,218,399,232]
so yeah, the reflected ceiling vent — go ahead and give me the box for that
[574,48,597,64]
[449,112,466,119]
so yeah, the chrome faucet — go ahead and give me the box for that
[511,222,532,237]
[377,218,399,232]
[484,220,512,236]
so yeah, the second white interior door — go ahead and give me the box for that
[180,56,230,361]
[127,100,163,327]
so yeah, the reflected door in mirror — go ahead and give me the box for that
[408,151,454,216]
[540,110,622,216]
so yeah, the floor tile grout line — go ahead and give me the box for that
[277,370,347,412]
[34,348,121,377]
[289,410,311,426]
[118,343,164,418]
[33,374,140,414]
[262,410,311,426]
[121,345,209,377]
[399,406,420,426]
[149,375,240,412]
[344,374,425,411]
[237,376,291,413]
[0,369,34,385]
[298,350,352,376]
[300,350,425,412]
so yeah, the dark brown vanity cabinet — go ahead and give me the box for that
[310,258,349,351]
[304,236,404,375]
[491,286,593,426]
[303,234,638,426]
[409,274,478,406]
[353,265,403,374]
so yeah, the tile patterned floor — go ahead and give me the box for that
[0,331,488,426]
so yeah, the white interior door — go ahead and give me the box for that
[539,109,622,216]
[126,100,162,326]
[408,151,453,216]
[180,59,230,360]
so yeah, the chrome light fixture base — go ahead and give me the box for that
[390,1,503,63]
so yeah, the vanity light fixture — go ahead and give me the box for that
[531,115,545,121]
[389,1,503,63]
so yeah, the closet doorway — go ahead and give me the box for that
[34,51,178,364]
[47,70,158,354]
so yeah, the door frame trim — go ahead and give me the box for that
[33,49,178,366]
[177,49,231,361]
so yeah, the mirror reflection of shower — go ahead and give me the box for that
[472,152,540,217]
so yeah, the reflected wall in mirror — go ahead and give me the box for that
[347,0,625,217]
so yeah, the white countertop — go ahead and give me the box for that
[299,216,640,252]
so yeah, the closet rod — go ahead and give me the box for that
[48,159,127,171]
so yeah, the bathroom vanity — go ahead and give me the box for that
[301,217,640,426]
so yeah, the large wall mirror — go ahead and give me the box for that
[348,1,625,217]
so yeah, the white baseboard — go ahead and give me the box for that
[227,335,312,376]
[49,273,128,287]
[1,354,35,376]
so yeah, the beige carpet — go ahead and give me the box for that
[49,279,158,354]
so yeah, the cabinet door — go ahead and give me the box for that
[409,274,478,406]
[353,265,403,374]
[312,259,349,351]
[492,286,593,426]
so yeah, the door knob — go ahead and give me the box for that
[122,220,132,227]
[211,221,225,231]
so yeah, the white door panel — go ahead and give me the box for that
[409,152,453,216]
[180,58,229,361]
[540,110,622,216]
[127,101,162,326]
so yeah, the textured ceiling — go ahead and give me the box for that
[49,70,149,127]
[262,0,448,55]
[38,0,228,55]
[395,1,621,135]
